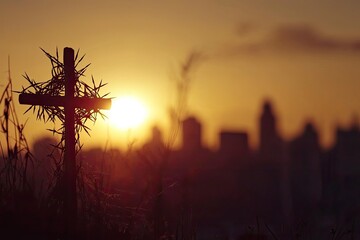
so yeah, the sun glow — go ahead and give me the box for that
[108,96,148,130]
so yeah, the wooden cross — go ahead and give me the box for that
[18,47,111,233]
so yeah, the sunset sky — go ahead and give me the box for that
[1,0,360,149]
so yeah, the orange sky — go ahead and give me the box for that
[1,0,360,150]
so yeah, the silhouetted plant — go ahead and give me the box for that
[167,51,203,149]
[0,58,40,239]
[135,51,203,240]
[0,57,34,195]
[330,223,354,240]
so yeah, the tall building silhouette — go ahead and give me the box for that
[259,100,281,161]
[289,122,322,218]
[182,116,202,152]
[257,100,287,222]
[324,122,360,218]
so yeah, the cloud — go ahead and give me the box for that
[269,25,360,51]
[236,22,258,36]
[220,24,360,57]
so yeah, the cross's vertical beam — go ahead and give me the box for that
[64,47,77,234]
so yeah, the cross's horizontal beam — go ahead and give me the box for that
[19,93,111,110]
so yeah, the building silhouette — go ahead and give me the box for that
[323,122,360,219]
[182,116,202,152]
[289,122,322,218]
[219,131,249,159]
[259,100,282,162]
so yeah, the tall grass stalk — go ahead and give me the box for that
[0,56,34,197]
[136,51,202,240]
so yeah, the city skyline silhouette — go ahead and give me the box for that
[24,98,360,239]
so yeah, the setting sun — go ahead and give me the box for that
[108,96,148,130]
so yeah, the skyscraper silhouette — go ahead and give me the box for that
[259,100,281,161]
[182,116,202,152]
[325,122,360,218]
[289,122,322,218]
